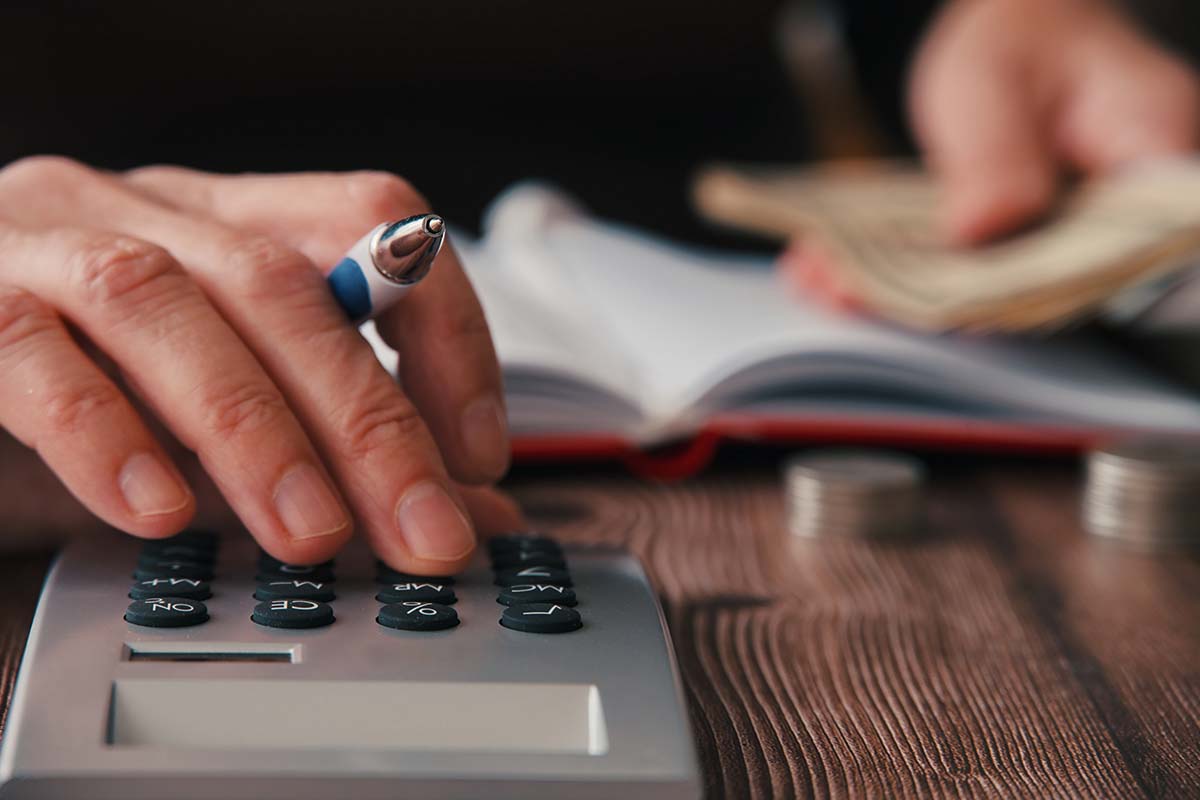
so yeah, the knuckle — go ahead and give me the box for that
[445,304,493,346]
[224,235,317,302]
[125,164,179,182]
[428,299,494,356]
[1168,67,1200,119]
[338,393,428,462]
[200,381,291,442]
[43,381,125,437]
[71,236,186,308]
[0,287,55,353]
[1151,56,1200,101]
[0,155,88,190]
[346,171,428,220]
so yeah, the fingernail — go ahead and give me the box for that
[395,481,475,561]
[273,463,349,540]
[119,452,191,517]
[460,394,510,477]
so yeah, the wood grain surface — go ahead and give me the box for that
[1,455,1197,798]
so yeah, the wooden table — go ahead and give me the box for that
[2,454,1197,798]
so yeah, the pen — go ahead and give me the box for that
[326,213,446,322]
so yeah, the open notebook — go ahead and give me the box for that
[366,185,1200,472]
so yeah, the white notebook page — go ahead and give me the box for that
[476,185,1200,436]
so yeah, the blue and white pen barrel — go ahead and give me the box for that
[327,214,445,323]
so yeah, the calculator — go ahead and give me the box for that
[0,529,700,799]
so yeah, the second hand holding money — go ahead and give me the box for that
[910,0,1200,245]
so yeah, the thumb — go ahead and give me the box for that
[911,47,1058,245]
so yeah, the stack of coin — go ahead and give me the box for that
[782,449,925,539]
[1083,439,1200,549]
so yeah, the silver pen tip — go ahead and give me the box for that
[370,213,446,285]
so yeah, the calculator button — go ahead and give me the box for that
[251,599,335,629]
[254,580,336,603]
[254,565,335,583]
[163,527,219,546]
[138,544,215,563]
[129,577,212,601]
[133,560,215,581]
[258,554,334,571]
[376,566,456,586]
[491,549,567,570]
[500,603,582,634]
[494,567,572,587]
[375,582,456,605]
[488,535,562,554]
[377,602,460,632]
[497,584,577,606]
[145,527,217,554]
[124,597,209,628]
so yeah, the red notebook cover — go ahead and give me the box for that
[510,413,1116,480]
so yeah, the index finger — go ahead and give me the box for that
[909,23,1057,244]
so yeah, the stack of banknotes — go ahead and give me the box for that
[693,160,1200,333]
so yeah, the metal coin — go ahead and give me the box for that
[782,449,925,539]
[1082,438,1200,549]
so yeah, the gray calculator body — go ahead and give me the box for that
[0,532,700,799]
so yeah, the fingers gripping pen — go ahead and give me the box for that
[327,213,446,322]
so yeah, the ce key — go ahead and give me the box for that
[251,598,335,629]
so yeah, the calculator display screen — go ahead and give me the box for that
[109,679,608,755]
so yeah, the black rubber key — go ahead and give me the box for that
[376,582,456,605]
[138,544,215,564]
[254,579,336,603]
[376,566,455,586]
[494,566,572,587]
[133,560,214,581]
[154,530,219,552]
[491,549,567,570]
[129,577,212,601]
[251,599,335,629]
[377,602,459,632]
[258,554,334,571]
[255,564,335,583]
[500,603,582,634]
[125,597,209,628]
[497,584,577,606]
[487,535,562,554]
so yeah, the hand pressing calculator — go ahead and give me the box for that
[0,529,700,800]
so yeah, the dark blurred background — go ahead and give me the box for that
[1,1,1195,244]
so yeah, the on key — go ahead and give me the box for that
[494,566,572,587]
[125,597,209,628]
[500,603,582,634]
